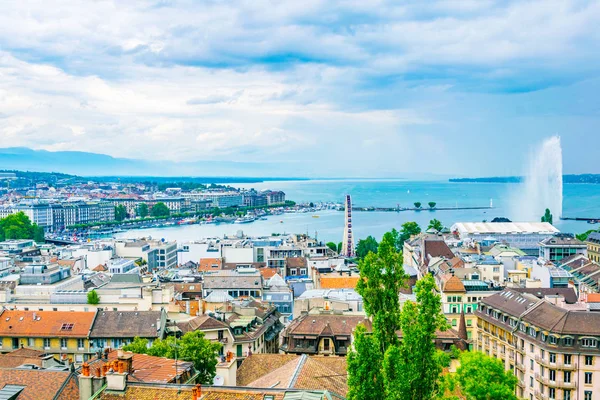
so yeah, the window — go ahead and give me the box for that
[584,372,593,385]
[529,376,533,387]
[467,319,472,327]
[530,344,534,353]
[585,355,594,366]
[549,369,556,382]
[323,338,330,351]
[28,338,34,347]
[528,327,536,337]
[541,333,547,341]
[549,336,557,345]
[582,338,597,348]
[549,353,556,363]
[584,391,592,400]
[60,338,67,349]
[564,337,573,346]
[564,390,571,400]
[530,359,534,370]
[44,338,50,348]
[237,344,242,357]
[77,339,85,349]
[564,371,571,383]
[12,338,19,349]
[564,354,572,365]
[451,319,457,327]
[549,388,555,400]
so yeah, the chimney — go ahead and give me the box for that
[79,363,95,400]
[192,384,202,400]
[117,351,134,374]
[106,361,128,392]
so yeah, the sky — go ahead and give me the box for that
[0,0,599,178]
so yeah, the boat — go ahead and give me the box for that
[280,220,283,223]
[234,216,256,224]
[259,216,268,221]
[312,215,320,218]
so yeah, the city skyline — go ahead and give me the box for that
[1,1,599,177]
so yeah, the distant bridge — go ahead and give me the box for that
[45,238,79,245]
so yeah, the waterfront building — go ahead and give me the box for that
[263,190,286,205]
[0,309,96,364]
[341,195,355,258]
[586,232,600,263]
[192,192,243,208]
[451,222,560,254]
[539,234,587,262]
[476,289,600,400]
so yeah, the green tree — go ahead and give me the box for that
[137,203,149,218]
[114,205,127,222]
[347,325,384,400]
[398,222,421,249]
[33,225,45,243]
[355,235,379,260]
[87,290,100,305]
[151,202,170,217]
[453,351,518,400]
[541,208,553,225]
[577,229,597,242]
[123,331,221,384]
[356,232,406,352]
[414,202,422,209]
[326,242,338,252]
[337,242,342,253]
[428,202,436,209]
[388,274,448,400]
[0,212,43,242]
[428,218,443,232]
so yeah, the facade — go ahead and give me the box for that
[476,289,600,400]
[202,269,264,299]
[0,309,97,364]
[586,232,600,263]
[193,192,243,208]
[264,190,286,205]
[19,263,72,285]
[106,258,137,274]
[539,234,587,263]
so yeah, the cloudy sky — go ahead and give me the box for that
[1,0,599,177]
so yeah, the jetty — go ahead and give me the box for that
[351,206,494,212]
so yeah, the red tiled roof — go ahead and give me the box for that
[443,276,466,292]
[0,310,96,337]
[0,369,77,400]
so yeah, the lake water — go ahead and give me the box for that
[116,180,600,243]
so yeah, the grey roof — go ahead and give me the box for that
[90,310,164,338]
[512,288,578,304]
[540,234,586,247]
[203,274,263,289]
[587,231,600,244]
[109,274,142,283]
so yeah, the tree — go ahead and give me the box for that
[87,290,100,305]
[114,205,127,222]
[356,232,406,353]
[326,242,338,253]
[414,202,422,209]
[428,202,436,209]
[151,202,170,217]
[577,229,597,242]
[453,351,518,400]
[355,235,379,260]
[398,222,421,248]
[428,218,443,232]
[137,203,149,218]
[541,208,553,225]
[337,242,342,253]
[347,325,384,400]
[388,274,448,400]
[123,331,221,384]
[0,212,43,242]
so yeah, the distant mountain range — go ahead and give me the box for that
[450,175,600,184]
[0,147,295,178]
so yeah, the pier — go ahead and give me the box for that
[351,206,494,212]
[560,217,600,223]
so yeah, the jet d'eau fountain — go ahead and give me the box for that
[512,136,563,222]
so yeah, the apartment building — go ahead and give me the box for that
[539,234,587,263]
[476,289,600,400]
[586,232,600,263]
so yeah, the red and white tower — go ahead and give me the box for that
[341,194,355,257]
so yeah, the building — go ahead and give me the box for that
[238,353,348,398]
[0,239,36,253]
[451,222,560,253]
[264,190,286,205]
[106,258,138,274]
[557,254,600,295]
[285,257,308,278]
[0,309,97,364]
[476,289,600,400]
[19,263,72,285]
[0,368,79,400]
[294,288,363,318]
[539,234,587,262]
[89,310,167,350]
[202,269,264,299]
[281,310,371,356]
[586,232,600,263]
[152,239,178,269]
[193,192,244,208]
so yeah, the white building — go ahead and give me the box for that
[451,222,559,252]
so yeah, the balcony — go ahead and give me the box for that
[219,337,228,344]
[508,353,515,361]
[515,362,525,372]
[555,362,577,370]
[547,379,576,389]
[534,391,548,400]
[535,373,549,385]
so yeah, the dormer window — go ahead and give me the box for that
[581,338,598,348]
